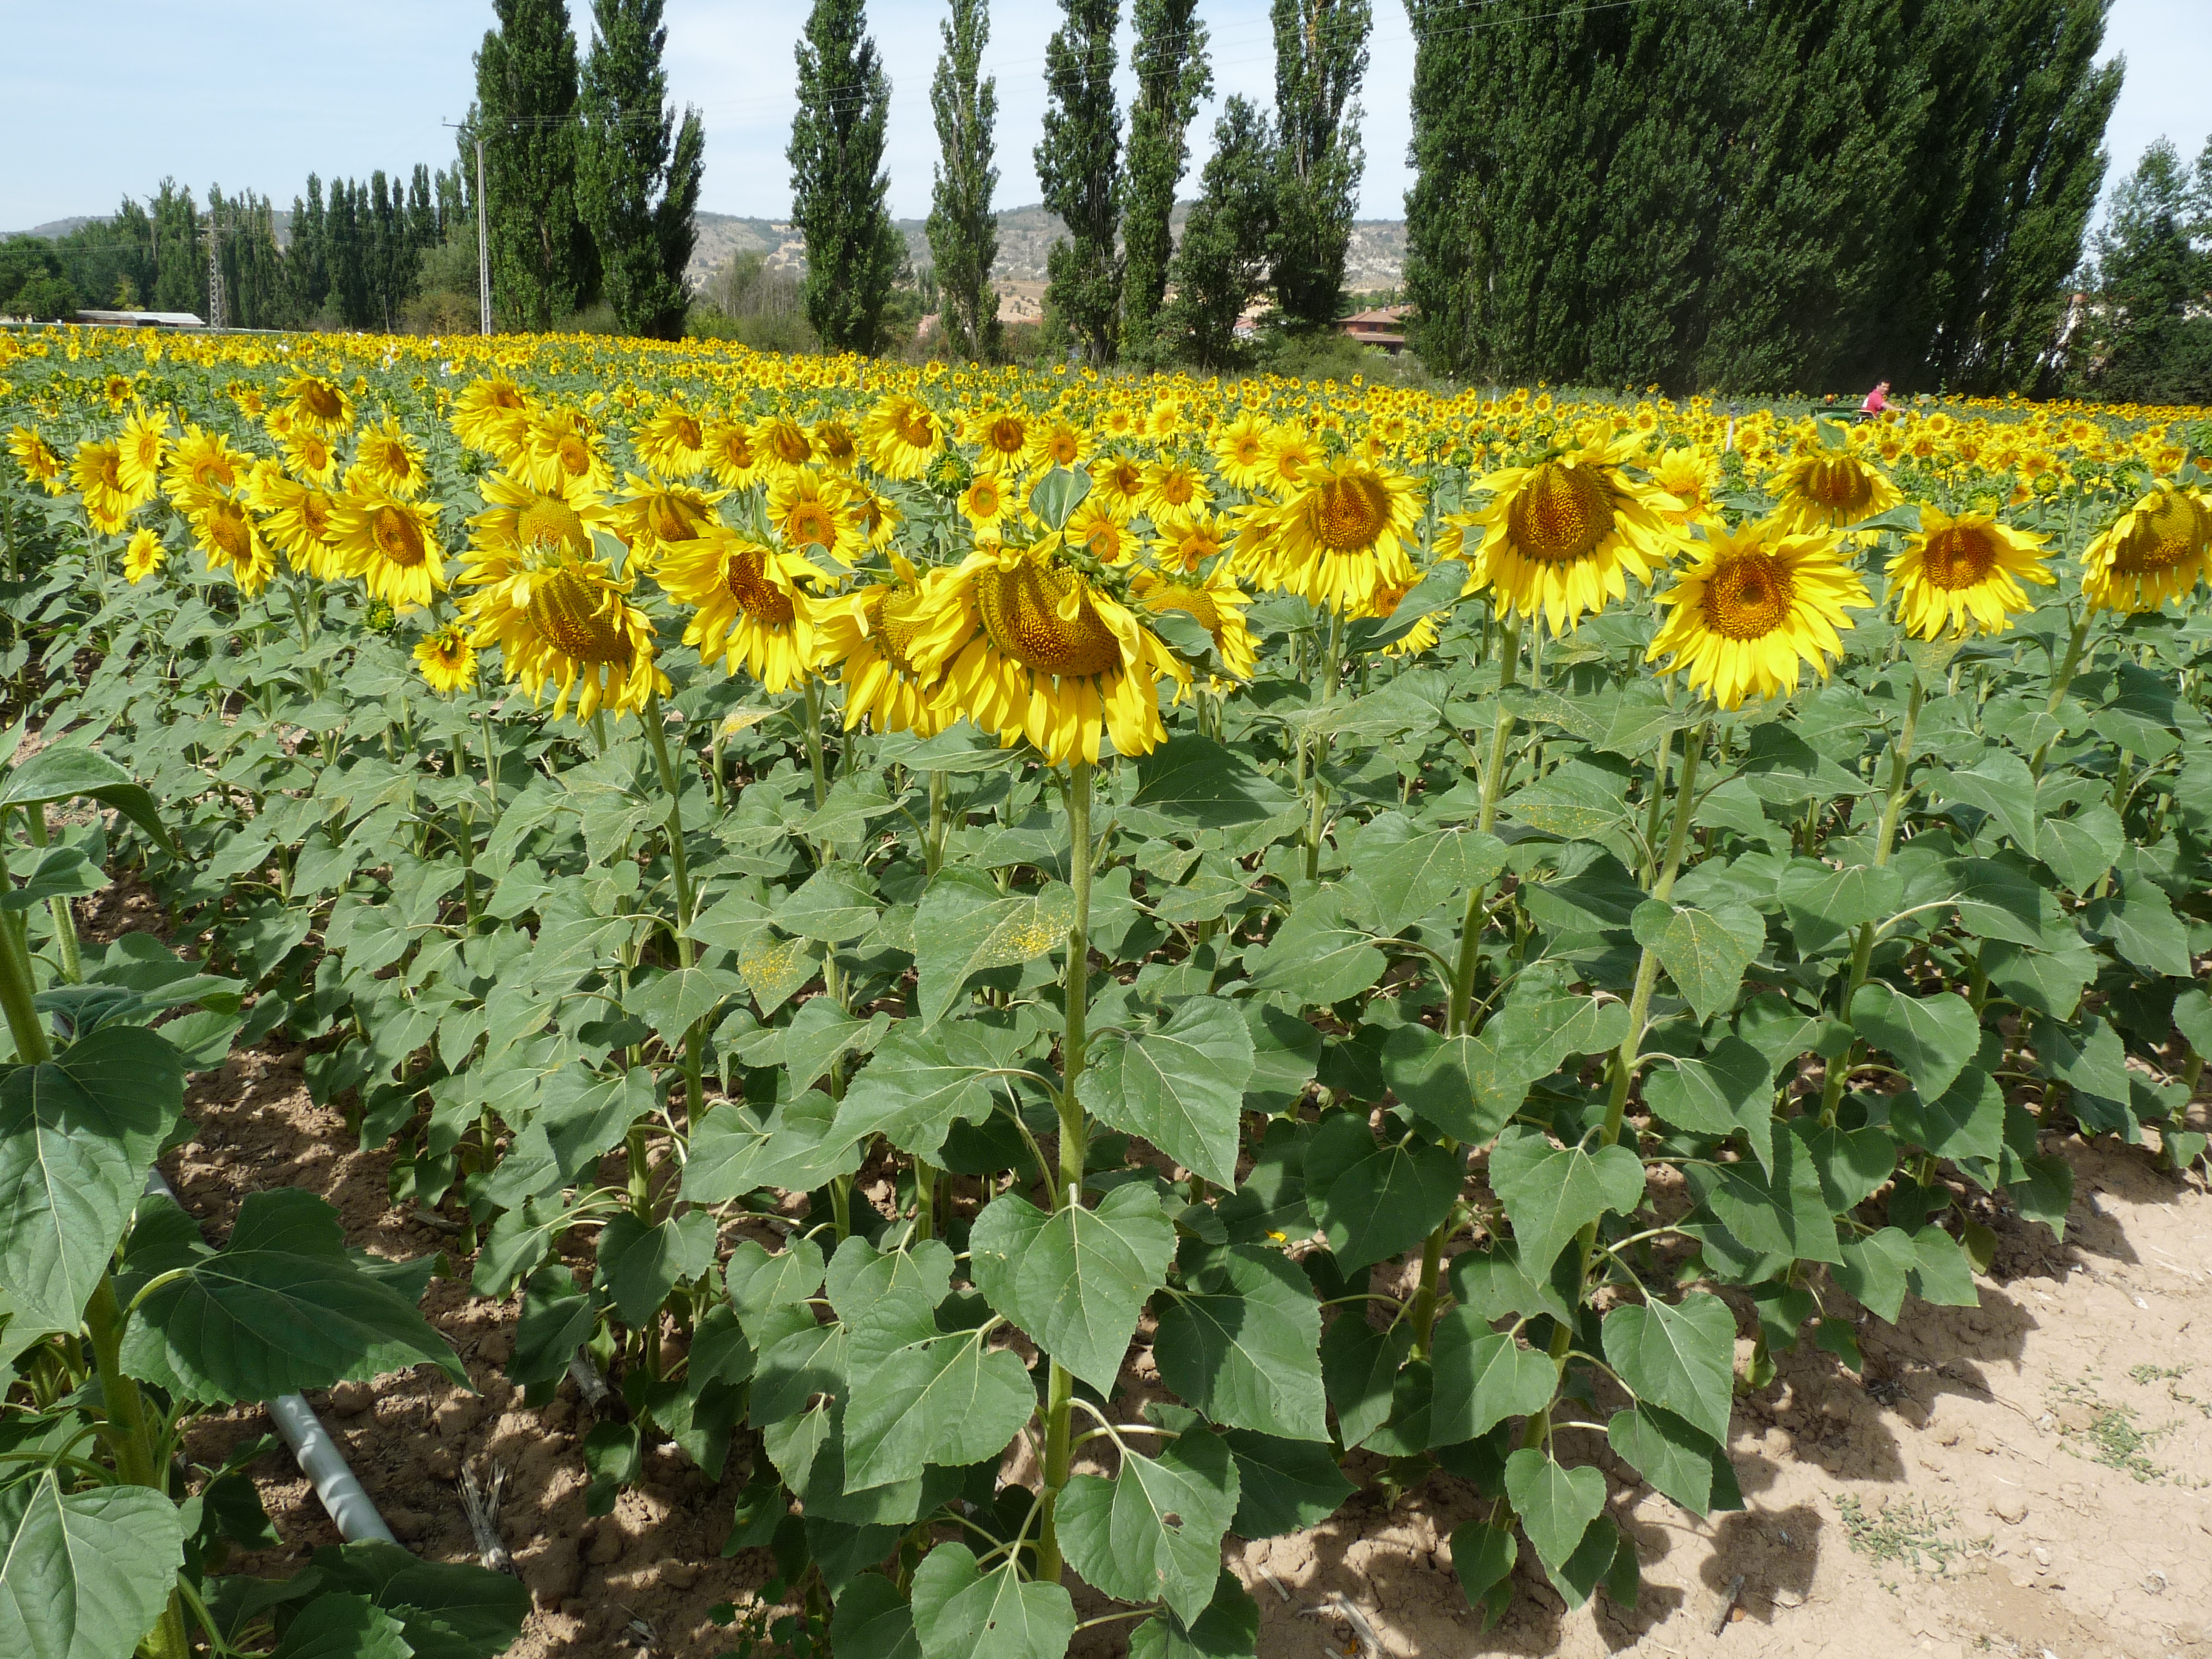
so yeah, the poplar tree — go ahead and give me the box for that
[2077,137,2212,403]
[1120,0,1211,362]
[789,0,902,353]
[1271,0,1369,331]
[475,0,593,332]
[1160,97,1277,369]
[1036,0,1124,364]
[579,0,706,338]
[927,0,1002,361]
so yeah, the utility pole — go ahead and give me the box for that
[206,221,227,330]
[475,136,492,335]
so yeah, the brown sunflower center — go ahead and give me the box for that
[725,550,796,625]
[976,557,1122,678]
[1507,460,1615,565]
[1919,524,2002,590]
[967,477,1004,517]
[526,567,631,664]
[1045,427,1081,465]
[93,448,122,489]
[716,431,756,469]
[207,503,251,561]
[987,417,1027,457]
[491,383,526,411]
[1796,457,1876,517]
[1311,471,1391,554]
[896,406,937,449]
[2112,491,2212,576]
[769,424,811,465]
[517,495,589,558]
[372,505,427,568]
[815,423,856,464]
[870,587,931,672]
[299,381,343,420]
[673,415,703,450]
[784,501,839,549]
[556,434,592,477]
[1155,469,1198,506]
[1701,552,1796,642]
[645,494,703,543]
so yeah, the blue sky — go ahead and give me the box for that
[2,0,2205,233]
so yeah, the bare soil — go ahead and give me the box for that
[163,1037,2212,1659]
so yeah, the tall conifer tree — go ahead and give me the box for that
[789,0,902,353]
[1161,97,1277,369]
[1271,0,1368,331]
[475,0,592,331]
[1120,0,1211,361]
[1036,0,1124,364]
[927,0,1002,361]
[579,0,705,338]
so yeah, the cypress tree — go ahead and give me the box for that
[1035,0,1123,364]
[789,0,900,354]
[926,0,1002,362]
[1120,0,1210,363]
[1402,0,1505,377]
[579,0,706,338]
[1160,96,1277,370]
[290,175,331,318]
[475,0,591,331]
[1270,0,1369,332]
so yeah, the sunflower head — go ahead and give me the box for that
[1771,449,1904,531]
[2080,483,2212,614]
[1647,518,1871,708]
[462,546,665,723]
[123,528,166,585]
[1886,506,2053,639]
[657,526,823,694]
[1462,436,1681,633]
[414,622,478,694]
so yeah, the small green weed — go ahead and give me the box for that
[1834,1494,1981,1573]
[2051,1378,2169,1481]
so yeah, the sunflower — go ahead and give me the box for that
[1886,506,2053,638]
[1647,518,1869,709]
[860,394,945,481]
[1458,434,1681,634]
[70,440,138,534]
[968,407,1040,472]
[1367,577,1440,659]
[250,466,346,578]
[1131,563,1258,681]
[116,406,169,498]
[1213,412,1273,492]
[1136,460,1212,523]
[520,407,614,495]
[766,466,862,566]
[1034,417,1088,473]
[1769,448,1903,532]
[1151,509,1228,574]
[351,415,429,498]
[414,622,478,694]
[634,402,709,478]
[451,375,535,458]
[1258,423,1322,498]
[906,539,1186,765]
[280,372,354,435]
[816,552,953,736]
[957,468,1018,535]
[7,426,67,495]
[1648,446,1721,526]
[471,469,622,569]
[2079,481,2212,614]
[281,426,340,486]
[1065,497,1136,565]
[1241,457,1422,614]
[1089,453,1147,517]
[657,524,824,694]
[811,418,860,473]
[123,528,166,585]
[330,483,446,611]
[163,424,248,500]
[751,414,816,477]
[460,542,665,723]
[182,489,276,596]
[703,417,765,489]
[846,484,903,551]
[611,473,726,567]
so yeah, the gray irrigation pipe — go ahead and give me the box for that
[141,1168,398,1546]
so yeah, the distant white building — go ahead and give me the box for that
[73,309,207,329]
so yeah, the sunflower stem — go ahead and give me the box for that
[802,677,831,815]
[2028,609,2090,779]
[642,689,705,1122]
[1303,606,1345,882]
[1035,757,1095,1589]
[925,769,949,876]
[20,804,82,987]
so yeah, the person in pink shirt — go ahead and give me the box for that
[1860,380,1891,415]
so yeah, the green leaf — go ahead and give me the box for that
[1,845,105,914]
[595,1211,715,1329]
[969,1184,1175,1393]
[1631,900,1765,1023]
[1447,1239,1574,1327]
[1641,1037,1772,1168]
[1028,466,1091,531]
[915,879,1076,1027]
[1686,1127,1843,1264]
[1346,558,1467,653]
[1079,997,1254,1188]
[1907,1226,1980,1307]
[1790,1118,1897,1214]
[1504,757,1635,841]
[1125,736,1297,833]
[1361,827,1508,938]
[1848,982,1980,1102]
[2033,1014,2131,1112]
[0,1473,184,1659]
[1777,860,1903,956]
[1218,1429,1355,1537]
[1606,1405,1723,1516]
[2,746,169,850]
[1154,1246,1329,1441]
[1503,1448,1606,1574]
[2083,885,2193,979]
[303,1539,531,1659]
[1449,1517,1517,1617]
[726,1236,826,1342]
[734,932,822,1016]
[484,1066,654,1208]
[833,1020,1019,1162]
[1321,1313,1413,1449]
[2174,988,2212,1061]
[831,1575,923,1659]
[1241,906,1386,1007]
[0,1027,183,1333]
[1600,1295,1735,1444]
[1832,1227,1915,1324]
[876,726,1022,774]
[1060,1429,1239,1623]
[842,1333,1035,1494]
[1302,1111,1463,1273]
[781,865,883,944]
[1128,1570,1261,1659]
[1487,1128,1644,1280]
[269,1594,413,1659]
[1427,1312,1556,1445]
[1931,751,2040,852]
[121,1190,464,1402]
[2036,805,2123,893]
[682,1090,863,1202]
[909,1543,1076,1659]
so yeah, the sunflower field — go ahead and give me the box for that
[2,322,2210,1659]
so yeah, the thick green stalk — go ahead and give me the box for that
[925,769,949,876]
[1303,607,1346,881]
[84,1277,159,1488]
[21,806,83,986]
[1034,759,1095,1587]
[2028,611,2090,780]
[802,677,831,812]
[0,897,52,1064]
[1821,675,1925,1125]
[642,690,705,1119]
